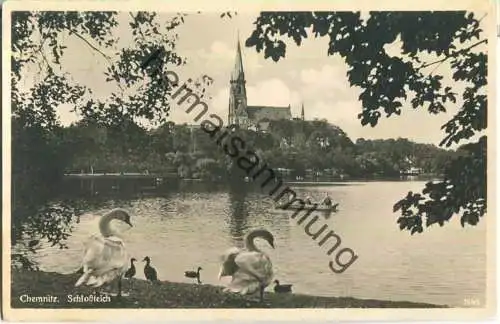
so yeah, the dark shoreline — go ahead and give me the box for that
[11,270,447,309]
[59,174,442,198]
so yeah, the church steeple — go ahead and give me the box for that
[228,35,248,125]
[231,34,245,82]
[301,102,305,121]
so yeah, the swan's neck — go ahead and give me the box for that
[245,232,261,252]
[98,213,115,237]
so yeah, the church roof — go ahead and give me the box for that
[231,39,245,81]
[246,105,292,121]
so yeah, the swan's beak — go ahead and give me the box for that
[126,220,133,227]
[270,241,275,249]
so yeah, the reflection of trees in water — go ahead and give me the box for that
[227,186,249,246]
[226,185,294,248]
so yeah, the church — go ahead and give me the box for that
[227,40,304,131]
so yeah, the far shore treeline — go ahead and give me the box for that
[22,117,461,181]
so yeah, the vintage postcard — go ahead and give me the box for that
[1,0,497,322]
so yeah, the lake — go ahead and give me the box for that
[22,180,486,307]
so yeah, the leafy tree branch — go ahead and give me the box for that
[244,11,488,233]
[417,38,487,71]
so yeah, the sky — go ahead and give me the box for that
[18,11,489,146]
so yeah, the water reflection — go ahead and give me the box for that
[226,187,249,246]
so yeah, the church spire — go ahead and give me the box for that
[301,102,305,121]
[232,33,245,81]
[228,33,247,126]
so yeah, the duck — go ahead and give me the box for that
[184,266,202,284]
[124,258,137,279]
[143,256,158,282]
[219,229,275,302]
[74,208,133,297]
[273,280,292,293]
[123,257,137,291]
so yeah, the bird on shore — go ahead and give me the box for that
[185,267,202,284]
[74,208,133,298]
[219,229,275,303]
[124,257,137,291]
[273,280,292,293]
[124,258,137,279]
[143,256,158,283]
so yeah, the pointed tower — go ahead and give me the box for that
[228,36,248,126]
[301,102,305,121]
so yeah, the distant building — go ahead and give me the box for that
[228,39,300,131]
[400,167,422,176]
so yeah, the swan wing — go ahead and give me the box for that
[82,235,127,271]
[225,269,262,295]
[75,235,128,287]
[80,235,105,265]
[234,251,273,286]
[218,247,242,279]
[223,251,273,294]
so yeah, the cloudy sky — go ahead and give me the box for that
[19,11,488,146]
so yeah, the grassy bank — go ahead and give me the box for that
[11,270,446,308]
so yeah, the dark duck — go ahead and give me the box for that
[273,280,292,293]
[184,267,202,284]
[124,258,137,279]
[142,256,158,283]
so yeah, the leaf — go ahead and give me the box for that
[393,200,404,212]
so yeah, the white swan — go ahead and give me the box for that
[219,229,275,302]
[75,208,133,297]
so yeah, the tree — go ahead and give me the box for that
[245,11,487,233]
[10,11,213,268]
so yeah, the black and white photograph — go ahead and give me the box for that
[1,0,496,322]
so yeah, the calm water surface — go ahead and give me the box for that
[27,181,486,307]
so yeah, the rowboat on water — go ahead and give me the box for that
[275,202,339,212]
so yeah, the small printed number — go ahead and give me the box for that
[463,298,481,306]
